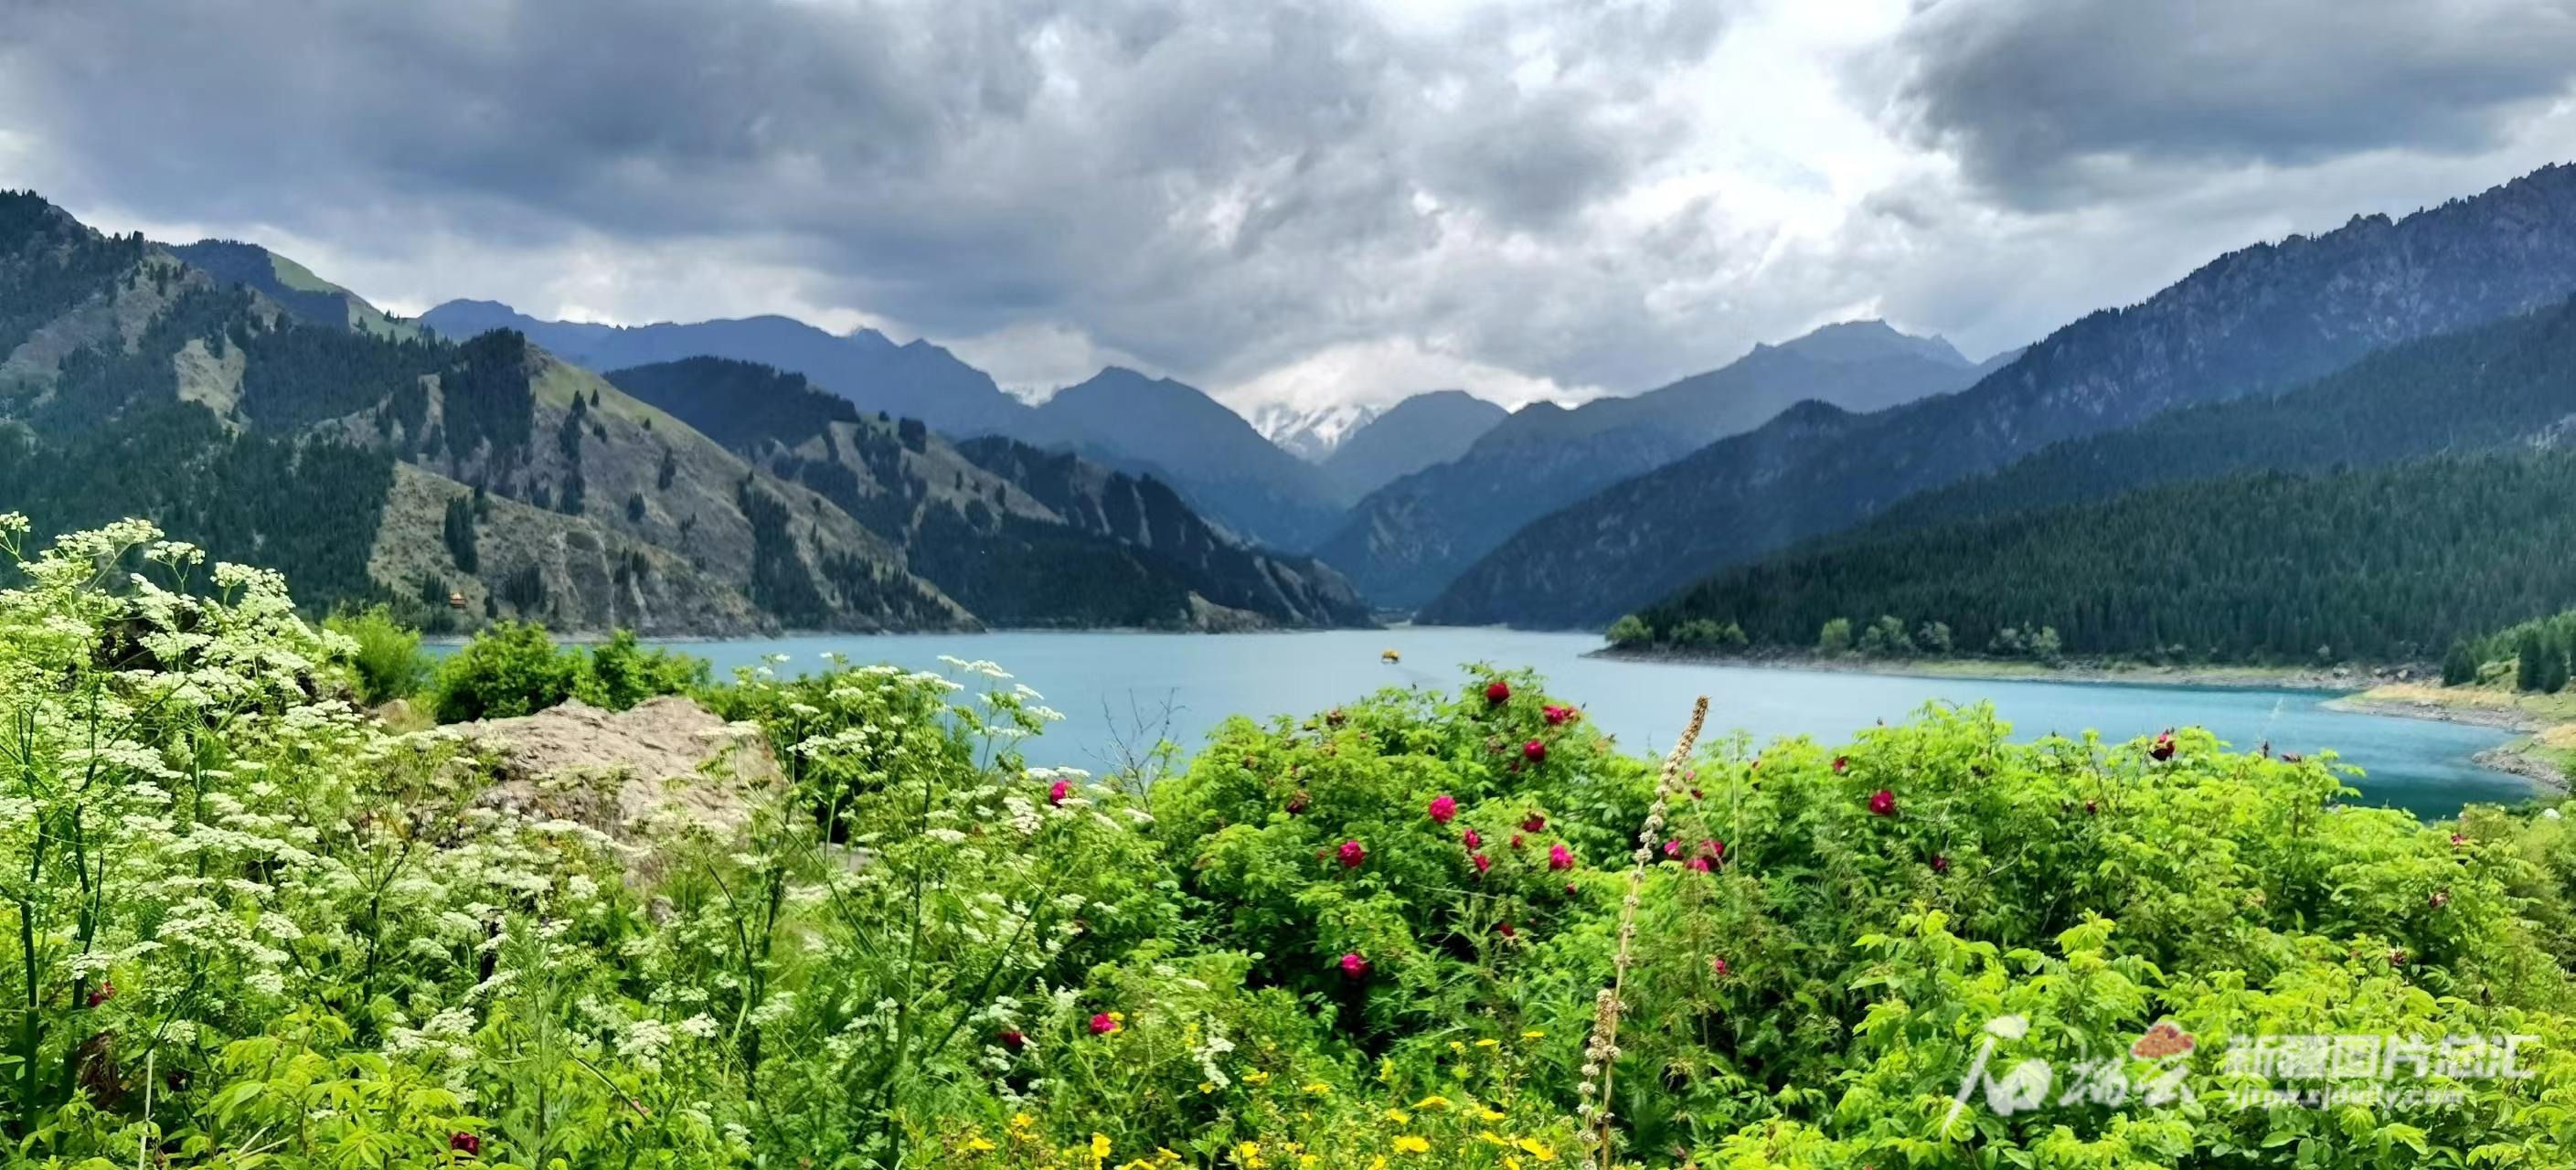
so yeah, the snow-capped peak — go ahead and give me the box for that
[1249,400,1383,462]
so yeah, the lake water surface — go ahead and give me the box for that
[650,628,2526,819]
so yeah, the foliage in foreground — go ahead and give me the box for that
[1,514,2572,1168]
[428,622,709,722]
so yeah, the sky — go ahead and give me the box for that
[5,0,2576,413]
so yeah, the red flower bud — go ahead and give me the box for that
[1485,679,1511,705]
[1427,794,1456,824]
[1521,813,1547,833]
[1462,828,1483,849]
[1048,779,1070,806]
[450,1133,482,1156]
[1090,1013,1119,1035]
[1868,788,1895,817]
[1339,952,1369,979]
[1336,839,1367,868]
[1522,739,1547,764]
[999,1028,1027,1051]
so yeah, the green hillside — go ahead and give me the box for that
[1635,447,2576,665]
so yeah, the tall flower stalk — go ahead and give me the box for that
[1577,696,1708,1170]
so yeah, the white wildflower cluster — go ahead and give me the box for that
[1192,1016,1238,1090]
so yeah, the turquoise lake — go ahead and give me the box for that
[644,628,2528,819]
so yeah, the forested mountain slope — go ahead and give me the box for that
[1777,293,2576,549]
[1424,163,2576,627]
[1639,448,2576,664]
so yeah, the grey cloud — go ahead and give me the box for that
[0,0,1735,392]
[1876,0,2576,207]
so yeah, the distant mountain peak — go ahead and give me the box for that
[1251,399,1384,462]
[1760,319,1967,367]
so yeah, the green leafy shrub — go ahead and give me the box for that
[430,619,580,721]
[4,512,2573,1170]
[325,601,431,703]
[575,627,710,709]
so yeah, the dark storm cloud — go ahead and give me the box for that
[0,0,1731,388]
[1876,0,2576,206]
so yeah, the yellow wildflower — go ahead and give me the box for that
[1413,1094,1452,1111]
[964,1135,996,1152]
[1478,1106,1506,1122]
[1384,1108,1410,1124]
[1233,1141,1263,1167]
[1474,1038,1500,1048]
[1242,1069,1272,1085]
[1476,1130,1507,1145]
[1199,1082,1216,1094]
[1392,1135,1431,1154]
[1092,1133,1112,1161]
[1301,1081,1334,1096]
[1298,1157,1318,1169]
[1108,1011,1126,1023]
[1448,1040,1466,1054]
[1520,1030,1546,1040]
[1516,1136,1558,1162]
[1010,1113,1038,1133]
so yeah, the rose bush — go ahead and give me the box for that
[0,516,2570,1168]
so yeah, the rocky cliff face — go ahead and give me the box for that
[1422,163,2576,628]
[0,193,966,634]
[608,356,1373,629]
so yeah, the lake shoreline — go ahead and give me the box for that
[1597,645,2560,795]
[2325,683,2573,792]
[1586,645,2405,693]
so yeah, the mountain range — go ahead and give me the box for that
[604,356,1369,628]
[0,193,1370,634]
[420,300,1357,549]
[1641,292,2576,660]
[1313,321,2014,609]
[1421,163,2576,628]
